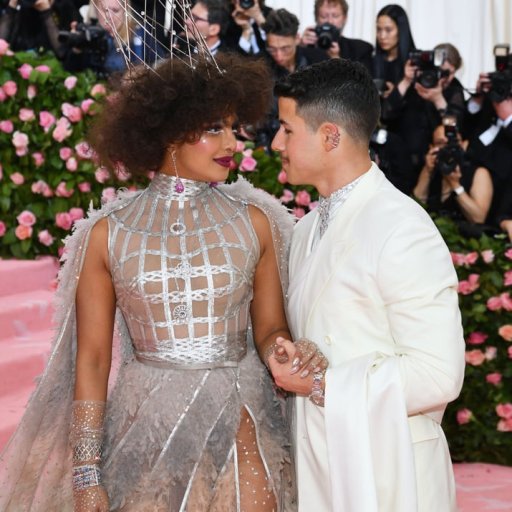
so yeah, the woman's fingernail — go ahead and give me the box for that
[300,369,310,378]
[291,357,300,368]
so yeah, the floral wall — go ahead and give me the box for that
[0,43,511,464]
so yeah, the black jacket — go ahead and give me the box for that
[338,35,373,72]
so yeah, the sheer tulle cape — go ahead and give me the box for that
[0,177,296,511]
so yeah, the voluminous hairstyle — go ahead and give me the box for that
[314,0,349,19]
[373,4,416,82]
[274,58,380,143]
[88,54,273,177]
[262,8,300,37]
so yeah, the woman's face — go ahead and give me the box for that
[170,116,238,183]
[376,15,399,54]
[97,0,126,34]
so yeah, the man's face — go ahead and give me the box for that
[317,1,346,30]
[185,2,219,42]
[271,97,323,186]
[266,34,298,70]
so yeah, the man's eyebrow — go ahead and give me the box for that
[279,119,290,126]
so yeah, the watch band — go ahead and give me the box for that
[453,185,465,196]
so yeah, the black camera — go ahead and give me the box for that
[435,117,465,176]
[373,78,387,96]
[409,48,449,88]
[58,21,108,52]
[314,23,340,50]
[239,0,255,8]
[487,44,512,103]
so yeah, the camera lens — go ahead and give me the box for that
[239,0,255,8]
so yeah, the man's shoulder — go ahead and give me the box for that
[339,36,373,55]
[297,46,330,65]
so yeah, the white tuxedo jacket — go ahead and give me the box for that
[287,164,465,512]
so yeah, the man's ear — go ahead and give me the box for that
[209,22,221,38]
[320,122,341,151]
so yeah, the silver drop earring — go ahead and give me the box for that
[171,150,184,193]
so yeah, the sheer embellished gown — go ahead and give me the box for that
[0,174,295,511]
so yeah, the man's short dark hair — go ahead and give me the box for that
[262,8,300,38]
[314,0,349,19]
[274,58,380,144]
[199,0,230,34]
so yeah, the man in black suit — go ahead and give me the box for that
[301,0,373,72]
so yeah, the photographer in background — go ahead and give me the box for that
[413,119,493,229]
[225,0,271,56]
[0,0,80,58]
[464,46,512,232]
[300,0,372,71]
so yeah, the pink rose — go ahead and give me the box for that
[64,76,78,90]
[66,157,78,172]
[277,170,288,184]
[498,324,512,342]
[91,83,107,96]
[81,98,95,114]
[61,102,82,123]
[12,131,29,154]
[38,229,55,246]
[456,408,472,425]
[0,120,13,133]
[34,65,51,73]
[450,252,465,266]
[504,270,512,286]
[0,163,2,180]
[59,147,73,160]
[487,296,502,311]
[52,117,72,142]
[457,273,480,295]
[0,88,6,102]
[293,207,306,219]
[280,189,294,204]
[32,180,51,196]
[465,349,486,366]
[18,63,33,80]
[242,148,253,157]
[239,156,257,172]
[75,141,94,159]
[27,85,37,100]
[15,225,32,240]
[485,346,497,361]
[467,332,488,345]
[465,252,478,265]
[78,182,91,193]
[309,201,319,210]
[295,190,311,206]
[0,39,9,55]
[497,418,512,432]
[39,111,56,132]
[481,249,495,263]
[496,403,512,419]
[505,248,512,260]
[32,152,45,167]
[3,80,17,97]
[500,292,512,311]
[95,166,110,183]
[17,210,36,227]
[10,172,24,185]
[0,220,6,236]
[235,140,245,153]
[19,108,35,122]
[101,187,116,203]
[55,212,73,230]
[55,181,74,198]
[508,346,512,359]
[69,207,84,221]
[486,373,502,385]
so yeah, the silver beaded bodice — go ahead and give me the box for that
[107,173,259,369]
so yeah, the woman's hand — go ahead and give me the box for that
[74,485,109,512]
[424,146,440,174]
[443,165,462,190]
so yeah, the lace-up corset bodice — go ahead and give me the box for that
[108,174,260,368]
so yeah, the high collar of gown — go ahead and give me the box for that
[147,172,213,201]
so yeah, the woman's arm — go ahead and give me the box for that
[247,205,290,365]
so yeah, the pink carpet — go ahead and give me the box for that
[0,259,511,510]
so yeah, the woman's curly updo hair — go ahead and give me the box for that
[88,53,273,177]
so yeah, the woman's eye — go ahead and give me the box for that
[205,124,224,135]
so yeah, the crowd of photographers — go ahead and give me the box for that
[1,0,511,240]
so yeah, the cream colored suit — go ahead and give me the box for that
[287,164,465,512]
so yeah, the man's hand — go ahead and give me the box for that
[300,26,317,47]
[327,40,340,59]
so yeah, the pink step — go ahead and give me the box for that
[0,289,55,342]
[0,386,38,450]
[455,462,512,510]
[0,331,53,398]
[0,257,58,297]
